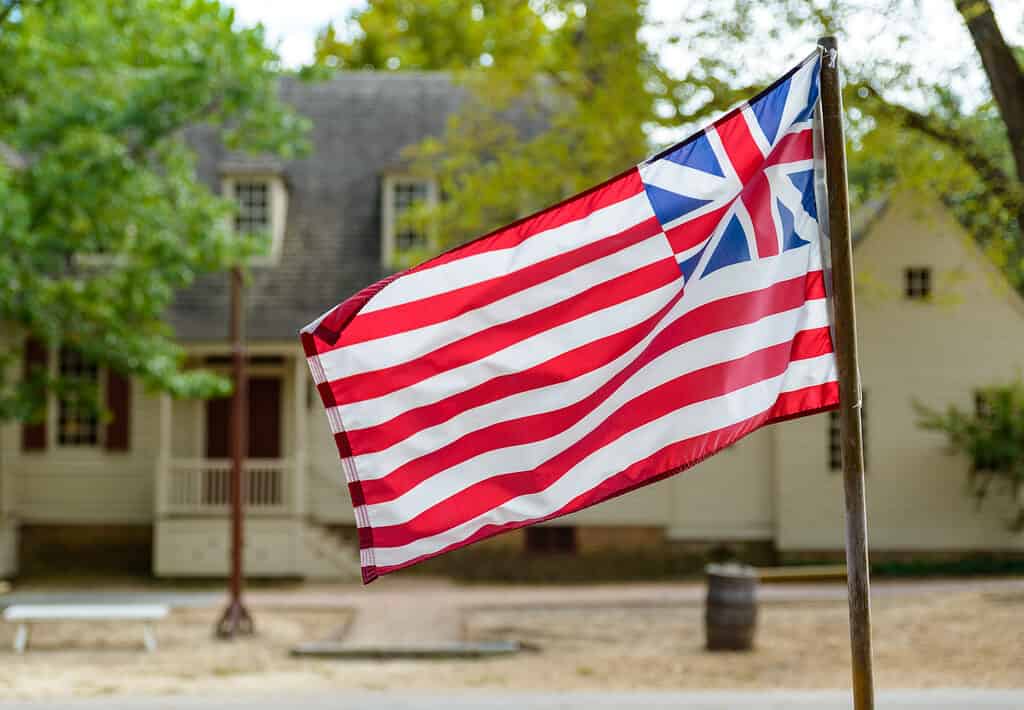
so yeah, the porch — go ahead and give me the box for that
[151,347,357,579]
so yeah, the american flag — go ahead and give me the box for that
[302,51,837,583]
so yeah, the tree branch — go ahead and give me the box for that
[854,80,1024,234]
[954,0,1024,183]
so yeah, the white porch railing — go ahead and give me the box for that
[160,459,292,515]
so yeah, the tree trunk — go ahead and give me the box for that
[955,1,1024,184]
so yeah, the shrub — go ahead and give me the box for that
[915,380,1024,529]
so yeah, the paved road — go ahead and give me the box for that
[3,691,1023,709]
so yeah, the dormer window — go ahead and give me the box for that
[904,267,932,300]
[222,170,288,265]
[382,175,438,269]
[234,180,270,234]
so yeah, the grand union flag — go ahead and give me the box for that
[302,51,838,583]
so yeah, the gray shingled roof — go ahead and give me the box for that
[169,72,465,342]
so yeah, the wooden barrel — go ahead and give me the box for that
[704,563,758,651]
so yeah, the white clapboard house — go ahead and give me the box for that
[1,73,1022,579]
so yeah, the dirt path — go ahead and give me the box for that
[0,578,1021,699]
[245,575,1024,611]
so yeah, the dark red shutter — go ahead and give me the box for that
[105,370,132,451]
[21,337,48,451]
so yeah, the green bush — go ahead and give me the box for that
[915,380,1024,528]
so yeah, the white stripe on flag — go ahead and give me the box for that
[334,276,682,432]
[360,192,654,314]
[318,233,673,380]
[368,355,836,568]
[330,246,822,433]
[361,299,831,525]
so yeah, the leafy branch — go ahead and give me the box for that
[852,80,1024,235]
[916,381,1024,530]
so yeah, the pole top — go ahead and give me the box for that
[818,36,838,50]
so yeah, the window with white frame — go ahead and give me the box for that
[223,174,288,264]
[233,180,271,234]
[57,347,100,447]
[382,176,436,268]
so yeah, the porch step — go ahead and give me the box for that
[301,522,361,581]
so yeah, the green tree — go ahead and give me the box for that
[314,0,548,72]
[317,0,1023,286]
[916,382,1024,529]
[0,0,308,422]
[669,0,1023,288]
[315,0,684,255]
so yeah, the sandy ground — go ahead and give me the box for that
[0,586,1021,700]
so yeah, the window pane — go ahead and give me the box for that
[975,391,992,418]
[392,180,430,255]
[829,392,866,473]
[525,526,577,554]
[57,348,100,446]
[828,411,842,471]
[904,267,932,300]
[234,181,271,234]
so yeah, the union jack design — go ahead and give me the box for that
[302,51,836,583]
[640,53,821,284]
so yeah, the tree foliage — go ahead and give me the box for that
[0,0,308,422]
[315,0,1023,285]
[916,382,1024,528]
[315,0,549,73]
[315,0,682,255]
[669,0,1024,288]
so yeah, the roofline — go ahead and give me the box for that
[309,69,454,81]
[854,189,1024,319]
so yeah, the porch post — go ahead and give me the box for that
[0,424,11,518]
[154,392,172,516]
[292,352,308,518]
[0,353,14,519]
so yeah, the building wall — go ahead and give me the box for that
[154,517,303,577]
[776,193,1024,552]
[560,427,776,541]
[298,196,1024,551]
[171,397,203,459]
[305,363,357,524]
[6,195,1022,561]
[8,384,160,524]
[665,428,775,541]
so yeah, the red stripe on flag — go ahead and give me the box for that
[715,111,765,184]
[364,381,839,582]
[344,288,686,455]
[367,335,835,549]
[338,217,662,346]
[351,271,827,489]
[664,204,730,255]
[741,172,779,258]
[301,273,403,355]
[323,257,683,406]
[302,169,646,357]
[766,128,813,166]
[407,169,646,276]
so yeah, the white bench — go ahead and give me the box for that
[3,603,169,653]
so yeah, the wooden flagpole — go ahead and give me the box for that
[216,265,254,638]
[817,36,875,709]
